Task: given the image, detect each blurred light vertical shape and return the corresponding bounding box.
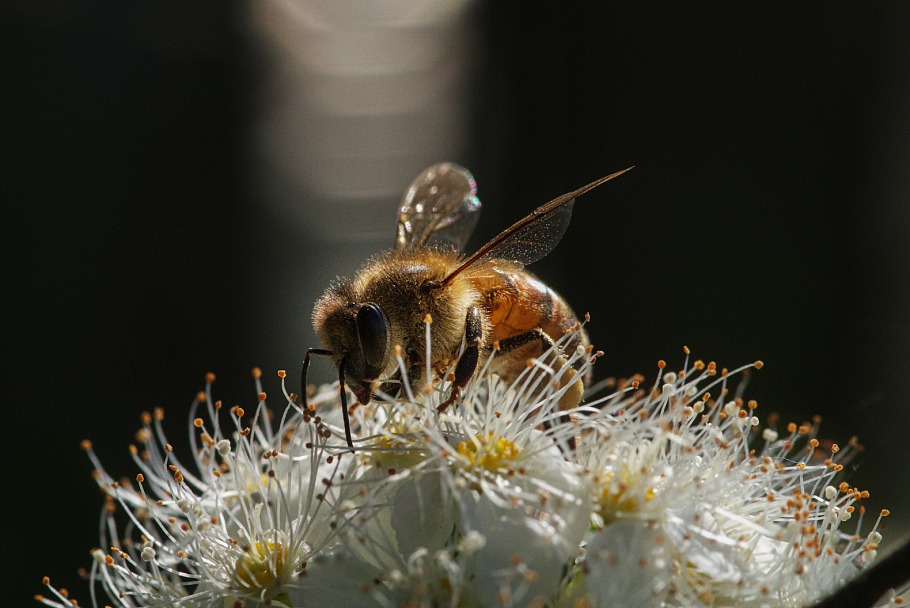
[251,0,477,240]
[246,0,477,380]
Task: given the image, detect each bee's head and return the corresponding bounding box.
[313,288,391,405]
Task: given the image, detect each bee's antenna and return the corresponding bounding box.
[301,348,332,410]
[301,348,355,451]
[337,359,355,451]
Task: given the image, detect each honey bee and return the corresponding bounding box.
[305,163,632,449]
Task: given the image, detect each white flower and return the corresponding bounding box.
[573,357,891,607]
[291,329,598,607]
[41,369,357,608]
[396,333,594,605]
[37,334,898,608]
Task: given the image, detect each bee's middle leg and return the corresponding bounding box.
[437,306,482,413]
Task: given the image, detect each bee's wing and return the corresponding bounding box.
[442,167,633,286]
[395,163,482,253]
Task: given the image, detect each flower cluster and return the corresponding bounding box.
[37,327,897,607]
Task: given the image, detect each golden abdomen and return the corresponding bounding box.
[469,269,590,413]
[470,270,589,361]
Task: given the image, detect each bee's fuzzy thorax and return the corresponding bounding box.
[312,248,488,384]
[355,248,486,366]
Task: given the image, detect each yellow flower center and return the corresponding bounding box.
[596,470,656,523]
[233,540,288,593]
[456,433,520,471]
[368,431,426,471]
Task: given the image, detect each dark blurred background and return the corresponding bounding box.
[5,2,910,604]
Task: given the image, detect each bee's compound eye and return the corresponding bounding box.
[356,303,390,370]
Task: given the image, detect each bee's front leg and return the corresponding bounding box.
[437,306,482,413]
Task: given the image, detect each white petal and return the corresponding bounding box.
[458,490,574,605]
[584,521,670,608]
[390,471,457,557]
[294,547,386,608]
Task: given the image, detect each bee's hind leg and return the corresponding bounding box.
[437,306,482,413]
[494,327,552,358]
[495,327,584,421]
